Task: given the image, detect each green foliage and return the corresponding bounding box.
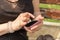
[44,18,60,23]
[39,3,60,10]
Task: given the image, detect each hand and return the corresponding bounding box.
[12,12,35,31]
[24,15,44,32]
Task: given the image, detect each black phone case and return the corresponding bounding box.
[25,20,37,27]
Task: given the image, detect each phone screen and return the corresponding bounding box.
[25,20,37,27]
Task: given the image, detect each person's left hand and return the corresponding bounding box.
[24,15,44,32]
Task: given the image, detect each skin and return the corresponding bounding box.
[0,12,35,36]
[24,0,44,32]
[0,0,44,36]
[7,0,18,2]
[8,0,44,32]
[12,0,44,31]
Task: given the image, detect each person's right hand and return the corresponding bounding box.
[12,12,35,31]
[24,15,44,32]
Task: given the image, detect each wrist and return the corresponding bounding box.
[12,20,22,31]
[8,21,14,33]
[34,12,41,16]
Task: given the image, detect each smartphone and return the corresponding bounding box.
[25,20,38,27]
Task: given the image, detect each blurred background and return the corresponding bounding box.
[27,0,60,40]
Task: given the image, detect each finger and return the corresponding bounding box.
[23,13,30,17]
[27,13,35,18]
[34,15,44,21]
[21,13,34,19]
[30,21,43,30]
[23,18,30,22]
[24,26,32,32]
[22,17,30,22]
[21,22,27,26]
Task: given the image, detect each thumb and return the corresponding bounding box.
[35,15,44,20]
[21,22,27,26]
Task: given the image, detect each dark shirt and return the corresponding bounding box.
[0,0,34,23]
[0,0,34,40]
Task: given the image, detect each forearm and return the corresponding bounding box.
[0,23,9,36]
[32,0,41,16]
[0,21,21,36]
